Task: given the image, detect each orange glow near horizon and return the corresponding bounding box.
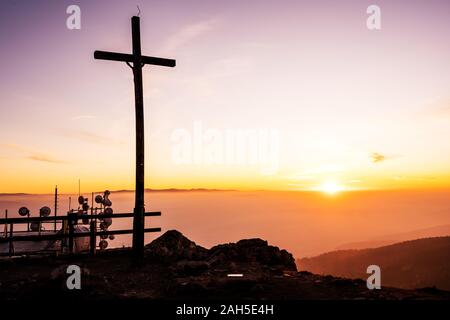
[0,171,449,195]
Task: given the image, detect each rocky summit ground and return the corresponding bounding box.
[0,230,449,301]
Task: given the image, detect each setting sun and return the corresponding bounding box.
[319,182,343,195]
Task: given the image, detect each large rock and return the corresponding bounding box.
[145,230,297,272]
[209,238,297,271]
[145,230,208,262]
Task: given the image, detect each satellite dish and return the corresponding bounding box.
[99,222,108,230]
[108,235,115,240]
[95,195,103,204]
[104,207,113,215]
[99,240,108,250]
[100,233,108,240]
[82,203,90,211]
[103,217,112,227]
[102,190,112,206]
[39,206,51,217]
[30,221,40,232]
[78,195,84,205]
[18,207,30,216]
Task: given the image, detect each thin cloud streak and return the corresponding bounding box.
[71,115,97,120]
[27,155,68,164]
[60,130,126,145]
[0,143,68,164]
[371,152,386,163]
[161,18,217,53]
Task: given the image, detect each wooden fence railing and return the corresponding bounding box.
[0,211,161,256]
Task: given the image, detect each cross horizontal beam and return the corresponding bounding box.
[94,50,176,67]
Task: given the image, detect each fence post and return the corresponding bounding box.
[61,219,67,253]
[89,218,96,255]
[3,210,7,238]
[68,212,75,254]
[9,223,14,257]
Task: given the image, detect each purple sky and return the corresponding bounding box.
[0,0,449,193]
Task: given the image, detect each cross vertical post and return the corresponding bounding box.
[54,185,58,232]
[131,16,145,260]
[94,16,175,260]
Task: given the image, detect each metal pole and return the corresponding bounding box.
[90,192,96,255]
[131,16,145,260]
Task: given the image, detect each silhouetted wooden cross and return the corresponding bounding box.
[94,16,175,259]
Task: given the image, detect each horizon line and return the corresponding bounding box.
[1,186,449,196]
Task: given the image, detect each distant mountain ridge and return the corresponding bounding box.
[0,188,236,196]
[334,224,450,250]
[297,236,450,290]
